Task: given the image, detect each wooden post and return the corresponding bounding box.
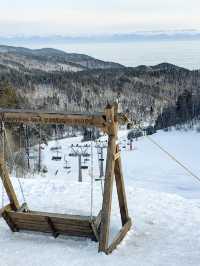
[114,144,129,225]
[0,155,20,211]
[99,105,117,252]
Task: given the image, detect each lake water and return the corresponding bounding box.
[11,40,200,70]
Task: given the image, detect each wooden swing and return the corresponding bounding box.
[0,103,132,254]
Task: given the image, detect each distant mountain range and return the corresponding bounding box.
[0,45,124,72]
[1,30,200,44]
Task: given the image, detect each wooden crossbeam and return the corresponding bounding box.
[0,109,128,128]
[0,110,106,128]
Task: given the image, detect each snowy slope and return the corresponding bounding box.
[0,129,200,266]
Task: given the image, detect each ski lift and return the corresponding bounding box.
[81,165,88,170]
[68,152,76,157]
[52,156,62,161]
[95,177,104,181]
[52,151,62,161]
[64,155,71,169]
[82,153,90,157]
[50,146,62,151]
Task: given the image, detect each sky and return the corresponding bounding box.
[0,0,200,36]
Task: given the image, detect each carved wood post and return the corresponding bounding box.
[114,144,129,225]
[99,104,117,252]
[0,155,20,211]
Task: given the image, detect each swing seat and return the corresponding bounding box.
[52,156,62,161]
[81,165,88,169]
[68,153,77,157]
[50,146,62,151]
[63,166,71,169]
[82,153,90,157]
[2,204,101,241]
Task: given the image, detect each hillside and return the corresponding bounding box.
[0,45,124,72]
[0,45,200,126]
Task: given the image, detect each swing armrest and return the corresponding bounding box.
[0,204,11,217]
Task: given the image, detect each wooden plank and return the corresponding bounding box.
[106,218,132,254]
[114,144,130,225]
[0,155,20,211]
[0,110,106,128]
[16,224,94,238]
[8,210,93,225]
[13,219,92,231]
[99,119,117,251]
[15,221,93,233]
[0,108,128,127]
[30,211,94,222]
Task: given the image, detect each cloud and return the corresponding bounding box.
[0,0,199,35]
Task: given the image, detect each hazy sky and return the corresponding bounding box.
[0,0,199,36]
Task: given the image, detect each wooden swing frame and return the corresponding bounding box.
[0,103,132,254]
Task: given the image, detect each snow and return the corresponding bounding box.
[0,129,200,266]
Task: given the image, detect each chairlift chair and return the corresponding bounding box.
[82,153,90,158]
[52,151,62,161]
[81,165,88,170]
[50,146,62,151]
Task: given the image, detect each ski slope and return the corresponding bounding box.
[0,129,200,266]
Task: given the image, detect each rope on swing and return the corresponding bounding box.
[95,140,104,196]
[90,128,94,220]
[1,122,5,209]
[2,121,26,203]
